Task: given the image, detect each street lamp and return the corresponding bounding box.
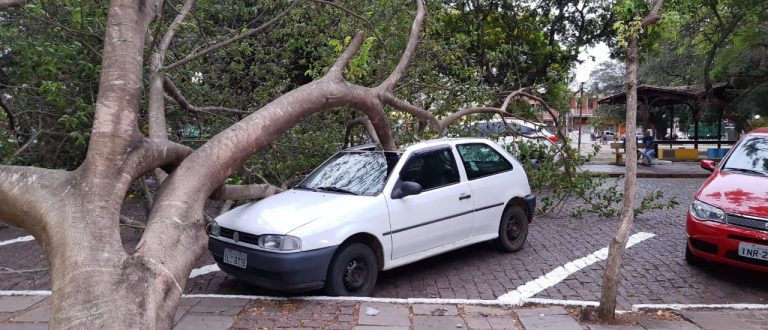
[756,114,761,120]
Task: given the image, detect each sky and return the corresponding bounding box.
[571,42,611,89]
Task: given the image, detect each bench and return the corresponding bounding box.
[610,141,643,164]
[609,142,625,163]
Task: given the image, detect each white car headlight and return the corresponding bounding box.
[210,221,220,236]
[258,235,301,252]
[690,200,725,223]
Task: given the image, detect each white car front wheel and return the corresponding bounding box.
[496,206,529,252]
[325,243,378,296]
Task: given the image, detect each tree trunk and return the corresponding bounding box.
[597,0,664,320]
[597,37,640,321]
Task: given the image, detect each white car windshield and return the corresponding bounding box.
[295,151,401,196]
[722,136,768,176]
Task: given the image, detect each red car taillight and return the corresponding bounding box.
[548,136,559,143]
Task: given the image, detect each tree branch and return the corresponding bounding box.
[346,116,381,147]
[120,138,193,187]
[438,107,510,131]
[158,0,196,62]
[147,0,196,140]
[0,0,27,10]
[640,0,665,27]
[163,77,250,114]
[327,31,366,80]
[379,0,425,92]
[162,0,299,72]
[210,183,284,201]
[378,92,439,129]
[0,165,70,237]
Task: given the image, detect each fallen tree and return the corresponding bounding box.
[0,0,678,328]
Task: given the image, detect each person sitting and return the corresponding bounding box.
[640,130,655,165]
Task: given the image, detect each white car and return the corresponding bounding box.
[467,118,560,159]
[208,138,536,296]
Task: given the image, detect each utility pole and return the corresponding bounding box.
[578,82,584,155]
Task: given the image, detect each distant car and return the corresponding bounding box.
[209,138,536,295]
[686,127,768,272]
[466,118,560,160]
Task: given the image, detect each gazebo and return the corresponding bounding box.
[598,83,731,149]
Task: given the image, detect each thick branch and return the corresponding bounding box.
[120,138,193,187]
[328,32,366,79]
[0,166,70,236]
[640,0,664,27]
[158,0,195,61]
[346,116,381,147]
[163,0,299,72]
[163,77,250,114]
[0,0,26,10]
[210,184,284,200]
[438,107,510,131]
[379,0,425,91]
[504,90,562,128]
[147,0,196,139]
[378,92,439,129]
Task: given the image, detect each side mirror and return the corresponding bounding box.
[700,159,716,172]
[391,181,423,199]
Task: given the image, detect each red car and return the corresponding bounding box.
[686,127,768,272]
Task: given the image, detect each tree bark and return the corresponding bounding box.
[0,0,26,10]
[597,0,664,320]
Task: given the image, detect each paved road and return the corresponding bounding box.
[2,178,767,310]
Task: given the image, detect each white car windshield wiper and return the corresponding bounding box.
[723,167,767,176]
[316,186,359,195]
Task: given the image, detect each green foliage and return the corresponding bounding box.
[639,0,768,131]
[0,1,105,168]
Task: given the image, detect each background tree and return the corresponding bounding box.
[639,0,768,132]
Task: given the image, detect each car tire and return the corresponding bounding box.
[496,206,529,252]
[325,243,378,296]
[685,244,703,266]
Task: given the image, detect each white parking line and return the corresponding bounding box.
[0,235,35,247]
[497,232,656,304]
[633,303,768,311]
[189,264,220,278]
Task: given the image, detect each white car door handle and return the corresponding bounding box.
[459,194,472,201]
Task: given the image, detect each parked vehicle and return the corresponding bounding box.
[208,138,535,295]
[686,127,768,272]
[466,118,560,163]
[469,118,558,143]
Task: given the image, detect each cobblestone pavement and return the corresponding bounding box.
[1,178,767,310]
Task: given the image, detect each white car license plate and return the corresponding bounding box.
[738,242,768,261]
[223,248,247,269]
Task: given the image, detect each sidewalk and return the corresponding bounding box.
[2,295,766,329]
[571,139,713,178]
[580,161,711,178]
